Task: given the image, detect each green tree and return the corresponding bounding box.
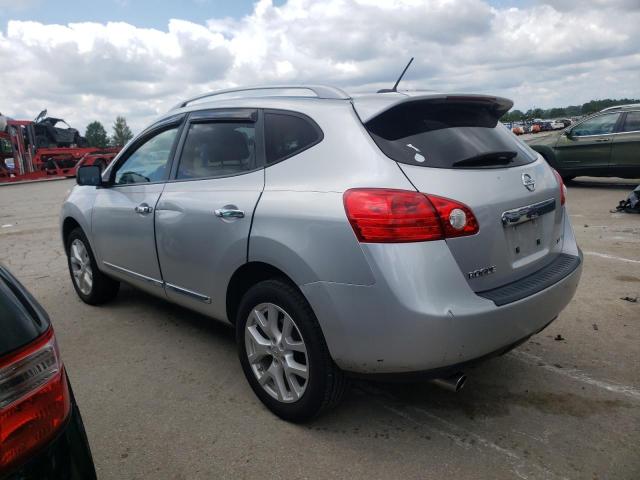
[85,121,109,148]
[111,116,134,147]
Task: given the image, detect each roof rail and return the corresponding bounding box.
[173,85,351,109]
[600,103,640,112]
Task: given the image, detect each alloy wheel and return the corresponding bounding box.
[244,302,309,403]
[69,239,93,295]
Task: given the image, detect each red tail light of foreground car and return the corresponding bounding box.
[0,328,71,473]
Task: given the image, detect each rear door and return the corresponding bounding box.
[554,112,621,173]
[155,109,264,320]
[611,110,640,177]
[362,96,564,292]
[92,116,183,294]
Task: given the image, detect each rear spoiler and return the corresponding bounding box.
[352,93,514,123]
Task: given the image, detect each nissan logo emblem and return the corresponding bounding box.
[522,173,535,192]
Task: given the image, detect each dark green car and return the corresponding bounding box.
[527,105,640,181]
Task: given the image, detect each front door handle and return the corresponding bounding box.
[134,203,153,215]
[214,208,245,219]
[594,138,611,143]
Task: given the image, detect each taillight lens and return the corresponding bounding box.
[0,328,71,473]
[552,169,566,205]
[343,188,478,243]
[426,195,479,238]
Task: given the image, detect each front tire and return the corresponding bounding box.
[66,227,119,305]
[236,279,346,422]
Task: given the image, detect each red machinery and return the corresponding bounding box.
[0,119,120,183]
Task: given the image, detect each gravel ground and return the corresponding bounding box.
[0,176,639,480]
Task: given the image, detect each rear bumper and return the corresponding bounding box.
[303,221,582,374]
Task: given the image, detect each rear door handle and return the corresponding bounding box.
[594,138,611,142]
[214,208,245,219]
[134,203,153,215]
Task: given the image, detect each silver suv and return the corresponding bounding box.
[61,85,582,421]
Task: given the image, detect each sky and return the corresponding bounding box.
[1,0,638,134]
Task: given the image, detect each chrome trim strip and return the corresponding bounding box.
[165,283,212,304]
[609,129,640,136]
[502,198,556,227]
[102,261,164,287]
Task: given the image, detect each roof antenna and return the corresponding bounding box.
[377,57,414,93]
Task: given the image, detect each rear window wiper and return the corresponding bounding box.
[452,151,517,168]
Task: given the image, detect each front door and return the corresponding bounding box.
[611,110,640,177]
[155,109,264,320]
[92,119,183,294]
[554,112,621,174]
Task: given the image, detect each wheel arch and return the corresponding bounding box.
[226,261,301,325]
[61,216,82,247]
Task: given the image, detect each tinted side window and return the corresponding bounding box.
[176,122,256,179]
[571,113,620,137]
[114,127,179,185]
[265,113,321,164]
[622,111,640,132]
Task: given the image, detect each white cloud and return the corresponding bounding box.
[0,0,638,134]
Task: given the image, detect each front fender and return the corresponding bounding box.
[60,186,97,252]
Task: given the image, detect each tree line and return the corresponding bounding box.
[84,116,134,148]
[501,98,640,123]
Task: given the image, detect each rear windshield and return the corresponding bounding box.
[366,100,537,169]
[0,269,49,356]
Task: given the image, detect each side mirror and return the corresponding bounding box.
[563,129,572,137]
[76,165,103,186]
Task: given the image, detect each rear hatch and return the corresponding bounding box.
[357,95,564,291]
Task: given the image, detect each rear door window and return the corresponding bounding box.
[264,112,322,164]
[621,111,640,133]
[176,122,257,179]
[365,100,537,169]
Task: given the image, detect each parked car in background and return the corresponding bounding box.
[62,85,582,421]
[537,121,553,132]
[550,120,566,130]
[0,265,96,479]
[527,104,640,180]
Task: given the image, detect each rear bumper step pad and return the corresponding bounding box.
[477,253,581,306]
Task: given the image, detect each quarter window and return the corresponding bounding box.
[176,122,256,179]
[571,113,620,137]
[621,111,640,133]
[265,113,321,164]
[114,127,179,185]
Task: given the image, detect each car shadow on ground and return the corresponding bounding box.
[107,284,633,431]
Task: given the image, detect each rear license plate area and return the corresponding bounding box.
[506,218,545,258]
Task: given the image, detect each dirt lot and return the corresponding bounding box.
[1,177,639,480]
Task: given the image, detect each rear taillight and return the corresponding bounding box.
[0,328,70,473]
[552,169,566,205]
[343,188,478,243]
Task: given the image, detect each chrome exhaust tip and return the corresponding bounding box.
[430,372,467,392]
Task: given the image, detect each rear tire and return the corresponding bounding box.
[66,227,119,305]
[236,279,346,422]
